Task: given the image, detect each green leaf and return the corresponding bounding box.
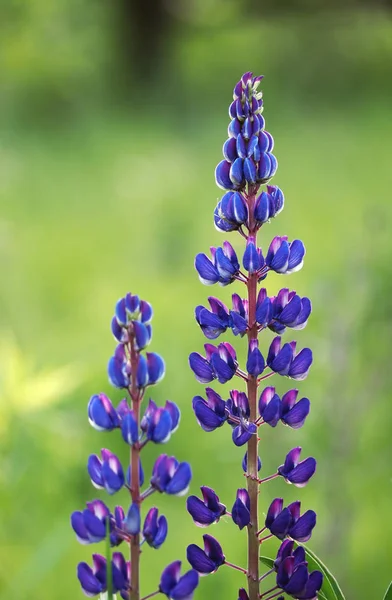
[106,518,113,600]
[383,582,392,600]
[260,556,274,569]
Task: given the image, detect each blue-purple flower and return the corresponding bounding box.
[266,236,305,275]
[187,534,225,574]
[140,399,180,444]
[226,390,257,446]
[254,185,284,225]
[192,387,227,431]
[189,342,238,384]
[195,241,240,286]
[276,549,323,599]
[187,486,226,527]
[232,488,251,530]
[71,499,110,544]
[88,393,120,431]
[267,336,313,380]
[150,454,192,496]
[77,553,130,599]
[265,498,316,542]
[278,447,316,487]
[258,387,310,429]
[87,449,124,494]
[143,507,168,549]
[159,561,199,599]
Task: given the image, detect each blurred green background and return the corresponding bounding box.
[1,1,392,599]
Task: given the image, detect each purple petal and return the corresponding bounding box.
[189,353,214,384]
[289,510,316,543]
[288,457,317,487]
[194,254,219,285]
[265,498,284,528]
[160,560,181,594]
[289,348,313,381]
[171,569,199,600]
[186,544,216,574]
[282,397,310,429]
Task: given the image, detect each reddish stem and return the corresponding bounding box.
[129,330,141,600]
[246,189,260,600]
[225,561,248,575]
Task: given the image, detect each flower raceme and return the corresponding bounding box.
[71,292,198,600]
[186,71,321,600]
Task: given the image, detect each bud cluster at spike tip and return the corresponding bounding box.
[215,72,277,195]
[71,292,199,600]
[108,292,165,390]
[187,71,322,600]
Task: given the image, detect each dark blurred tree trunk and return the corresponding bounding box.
[117,0,173,89]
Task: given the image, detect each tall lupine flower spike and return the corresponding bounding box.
[187,72,322,600]
[71,292,198,600]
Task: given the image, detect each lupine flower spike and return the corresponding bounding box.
[71,292,198,600]
[187,72,322,600]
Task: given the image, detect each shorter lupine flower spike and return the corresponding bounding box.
[238,589,250,600]
[143,507,168,549]
[267,336,313,380]
[242,451,262,472]
[254,185,284,225]
[265,498,316,543]
[88,449,124,494]
[159,561,199,600]
[88,393,120,431]
[123,502,141,535]
[266,236,305,275]
[231,488,251,530]
[226,390,257,446]
[151,454,192,496]
[71,499,110,544]
[192,387,227,431]
[195,242,240,286]
[189,342,238,384]
[187,486,226,527]
[187,534,225,574]
[278,447,316,487]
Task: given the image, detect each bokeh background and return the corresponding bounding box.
[1,1,392,599]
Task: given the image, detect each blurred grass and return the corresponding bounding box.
[1,9,392,600]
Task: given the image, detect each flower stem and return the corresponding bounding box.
[140,591,160,600]
[225,561,248,575]
[246,200,260,600]
[129,330,141,600]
